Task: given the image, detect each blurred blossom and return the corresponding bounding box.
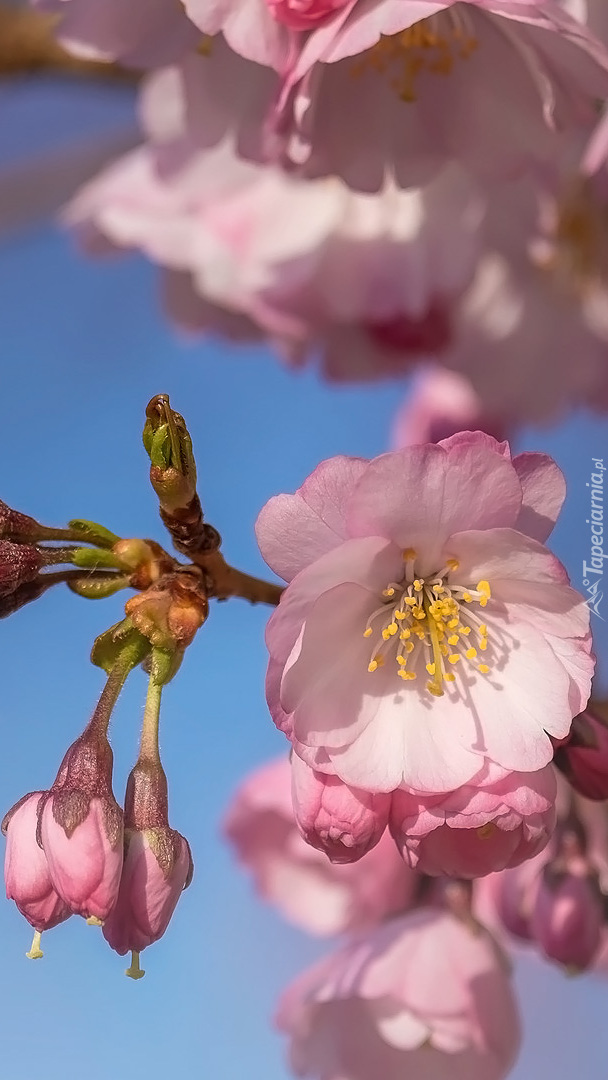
[264,1,608,191]
[391,368,508,448]
[32,0,200,68]
[224,757,415,936]
[257,434,591,795]
[474,777,608,973]
[66,66,485,381]
[276,908,520,1080]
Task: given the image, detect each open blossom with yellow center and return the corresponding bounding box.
[257,433,594,795]
[267,1,608,191]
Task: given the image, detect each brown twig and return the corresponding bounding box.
[0,4,135,80]
[190,549,284,606]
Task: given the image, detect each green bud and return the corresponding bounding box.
[68,574,130,600]
[67,520,121,549]
[71,547,129,572]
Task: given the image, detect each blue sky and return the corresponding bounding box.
[0,74,607,1080]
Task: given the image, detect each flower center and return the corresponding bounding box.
[350,11,478,103]
[364,549,491,697]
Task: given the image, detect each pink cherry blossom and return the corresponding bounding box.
[38,725,124,921]
[269,1,608,191]
[102,829,193,955]
[32,0,200,68]
[391,765,556,877]
[257,433,592,795]
[392,368,509,448]
[2,793,71,932]
[277,908,520,1080]
[291,752,390,863]
[66,57,484,382]
[40,796,123,921]
[224,757,415,935]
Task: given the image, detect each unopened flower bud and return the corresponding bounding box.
[531,863,604,972]
[38,729,123,921]
[0,500,41,542]
[290,754,389,864]
[554,708,608,800]
[3,792,72,933]
[103,760,193,970]
[0,541,43,598]
[125,573,207,652]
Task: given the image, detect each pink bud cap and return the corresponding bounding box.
[531,867,604,971]
[554,708,608,801]
[103,828,193,955]
[291,754,390,864]
[40,795,123,921]
[3,792,71,931]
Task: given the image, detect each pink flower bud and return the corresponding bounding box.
[265,0,350,31]
[2,792,71,931]
[554,708,608,801]
[39,730,123,921]
[0,541,43,598]
[291,754,390,864]
[530,865,604,971]
[102,760,193,959]
[102,829,192,955]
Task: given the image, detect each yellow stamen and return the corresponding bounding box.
[446,558,460,571]
[363,627,373,638]
[478,664,490,674]
[86,916,103,927]
[368,660,379,673]
[426,662,436,675]
[465,647,477,660]
[448,634,459,646]
[413,579,424,592]
[448,654,460,665]
[382,587,396,598]
[403,548,417,560]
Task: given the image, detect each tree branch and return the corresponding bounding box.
[192,549,284,607]
[0,4,135,80]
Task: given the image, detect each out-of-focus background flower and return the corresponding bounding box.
[1,37,608,1080]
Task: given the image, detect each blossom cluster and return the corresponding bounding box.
[6,0,608,1074]
[33,0,608,433]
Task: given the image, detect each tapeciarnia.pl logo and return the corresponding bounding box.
[582,457,605,621]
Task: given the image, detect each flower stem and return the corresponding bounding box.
[89,639,148,737]
[139,674,163,764]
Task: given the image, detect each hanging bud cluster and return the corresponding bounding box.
[2,643,193,976]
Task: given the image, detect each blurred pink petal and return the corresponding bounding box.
[224,756,415,935]
[277,908,521,1080]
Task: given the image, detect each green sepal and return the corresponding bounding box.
[68,520,121,549]
[68,574,130,600]
[145,647,184,687]
[91,619,150,674]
